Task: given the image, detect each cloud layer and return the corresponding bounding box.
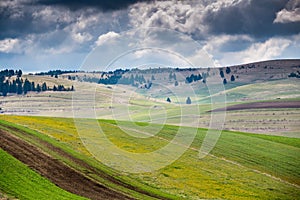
[0,0,299,71]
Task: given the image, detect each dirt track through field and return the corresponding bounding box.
[0,128,134,200]
[210,101,300,112]
[0,122,171,200]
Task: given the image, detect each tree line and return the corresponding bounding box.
[185,72,208,84]
[35,70,81,76]
[0,69,74,96]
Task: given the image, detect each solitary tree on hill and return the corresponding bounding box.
[226,67,231,74]
[186,97,191,104]
[166,97,171,103]
[220,70,224,78]
[231,75,235,82]
[151,75,155,80]
[174,80,178,86]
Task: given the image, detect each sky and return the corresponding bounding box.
[0,0,300,72]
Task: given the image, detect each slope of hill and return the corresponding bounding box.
[0,116,299,199]
[0,59,299,199]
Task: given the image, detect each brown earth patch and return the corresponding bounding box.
[0,123,170,200]
[0,128,133,200]
[209,101,300,112]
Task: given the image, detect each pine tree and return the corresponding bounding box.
[36,84,41,92]
[2,81,9,96]
[231,75,235,82]
[166,97,171,103]
[31,82,35,91]
[169,72,172,80]
[42,82,47,91]
[23,79,31,94]
[226,67,231,74]
[220,70,224,78]
[9,80,17,93]
[151,75,155,80]
[17,82,23,94]
[17,69,22,77]
[186,97,192,104]
[173,73,176,80]
[174,80,178,86]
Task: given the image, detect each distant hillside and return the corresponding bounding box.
[62,59,300,86]
[220,59,300,83]
[58,59,300,103]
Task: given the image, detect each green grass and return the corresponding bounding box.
[0,118,176,200]
[1,115,299,199]
[0,148,87,200]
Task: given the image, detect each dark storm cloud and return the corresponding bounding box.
[0,0,142,40]
[1,0,299,70]
[204,0,300,38]
[0,1,71,39]
[34,0,151,11]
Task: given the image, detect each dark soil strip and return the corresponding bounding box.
[209,101,300,112]
[0,129,133,200]
[0,123,171,200]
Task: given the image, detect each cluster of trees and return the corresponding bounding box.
[0,69,74,96]
[0,69,22,77]
[118,74,147,85]
[35,70,80,76]
[185,73,207,84]
[99,74,122,84]
[169,72,176,80]
[219,67,235,85]
[68,75,76,80]
[99,71,151,88]
[288,71,300,78]
[219,67,231,78]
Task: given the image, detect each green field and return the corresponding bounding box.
[1,76,299,137]
[0,115,299,199]
[1,66,300,199]
[0,148,87,200]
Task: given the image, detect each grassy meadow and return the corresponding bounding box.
[0,115,299,199]
[0,148,87,200]
[1,64,300,199]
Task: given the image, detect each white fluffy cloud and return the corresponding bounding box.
[95,31,120,46]
[129,0,204,37]
[241,38,291,62]
[32,6,73,24]
[274,8,300,23]
[128,0,246,39]
[203,34,253,53]
[0,38,20,53]
[71,32,93,43]
[219,37,292,65]
[274,0,300,23]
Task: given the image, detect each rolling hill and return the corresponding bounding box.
[0,59,299,199]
